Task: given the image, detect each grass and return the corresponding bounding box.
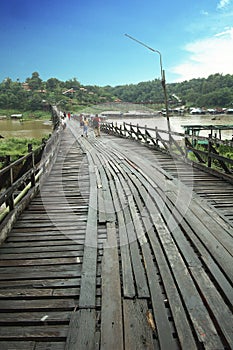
[0,137,47,160]
[0,137,49,169]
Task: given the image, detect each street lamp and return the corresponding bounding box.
[124,33,171,134]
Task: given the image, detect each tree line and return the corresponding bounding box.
[0,72,232,112]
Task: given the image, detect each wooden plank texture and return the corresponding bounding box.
[101,222,123,350]
[0,119,232,349]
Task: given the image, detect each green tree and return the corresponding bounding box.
[26,72,43,91]
[46,78,61,90]
[28,94,43,111]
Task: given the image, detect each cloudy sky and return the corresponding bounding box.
[0,0,233,86]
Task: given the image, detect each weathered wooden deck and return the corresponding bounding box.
[0,118,232,350]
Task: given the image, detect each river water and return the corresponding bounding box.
[1,114,233,140]
[0,119,53,139]
[107,114,233,140]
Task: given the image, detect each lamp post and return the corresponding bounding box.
[124,33,171,134]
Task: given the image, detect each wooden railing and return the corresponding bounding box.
[0,107,62,241]
[101,121,233,180]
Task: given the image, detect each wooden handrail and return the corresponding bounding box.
[101,121,233,178]
[0,107,63,226]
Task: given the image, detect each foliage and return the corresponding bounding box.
[0,109,51,121]
[188,143,233,173]
[0,137,49,168]
[0,137,43,157]
[218,144,233,159]
[0,72,233,113]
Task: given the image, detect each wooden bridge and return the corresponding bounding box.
[0,115,233,349]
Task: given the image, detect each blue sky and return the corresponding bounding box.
[1,0,233,86]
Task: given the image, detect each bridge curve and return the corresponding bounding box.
[0,117,232,349]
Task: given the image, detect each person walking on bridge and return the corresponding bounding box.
[93,114,101,137]
[82,117,88,137]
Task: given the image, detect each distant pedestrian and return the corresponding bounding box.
[61,118,66,129]
[82,117,88,137]
[68,112,71,120]
[93,114,101,137]
[79,114,84,127]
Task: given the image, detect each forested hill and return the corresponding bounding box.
[0,72,233,112]
[111,73,233,107]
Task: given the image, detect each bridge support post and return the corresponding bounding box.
[28,144,36,188]
[208,135,212,168]
[123,122,127,137]
[155,127,159,147]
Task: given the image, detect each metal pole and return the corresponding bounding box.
[124,34,171,134]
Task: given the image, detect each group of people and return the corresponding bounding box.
[79,114,101,137]
[61,112,101,138]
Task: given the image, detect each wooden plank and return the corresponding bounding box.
[0,277,82,289]
[0,287,80,299]
[0,341,35,350]
[101,222,123,350]
[65,309,97,350]
[0,269,81,281]
[6,235,85,243]
[147,205,228,348]
[0,251,82,260]
[13,221,85,228]
[148,209,225,347]
[120,164,199,349]
[123,299,157,349]
[95,152,116,223]
[0,325,68,340]
[0,311,71,324]
[0,257,81,267]
[126,158,233,303]
[98,187,107,223]
[0,299,75,311]
[107,134,233,223]
[123,207,150,297]
[78,153,98,308]
[0,263,81,274]
[190,266,233,349]
[106,155,151,298]
[165,191,233,281]
[120,173,180,349]
[116,173,150,298]
[2,240,84,248]
[0,288,53,298]
[155,222,225,348]
[35,342,65,350]
[0,245,83,254]
[147,225,199,349]
[163,195,233,305]
[10,226,85,233]
[118,239,135,298]
[88,152,106,224]
[172,190,233,252]
[105,169,135,298]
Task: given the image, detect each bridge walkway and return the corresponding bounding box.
[0,118,232,349]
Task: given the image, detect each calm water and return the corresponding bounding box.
[0,119,53,139]
[108,114,233,140]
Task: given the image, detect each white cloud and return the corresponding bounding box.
[171,27,233,82]
[217,0,231,9]
[200,10,209,15]
[215,27,232,36]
